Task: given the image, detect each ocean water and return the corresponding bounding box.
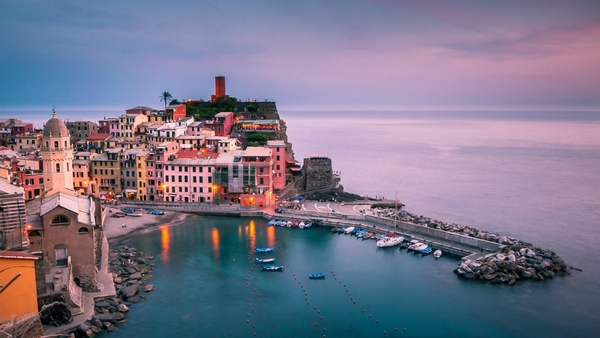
[90,110,600,337]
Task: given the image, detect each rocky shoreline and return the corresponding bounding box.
[74,245,155,337]
[394,209,570,284]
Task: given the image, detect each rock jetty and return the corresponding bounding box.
[454,242,569,285]
[74,245,155,337]
[379,209,570,284]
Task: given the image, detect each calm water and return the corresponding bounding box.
[92,110,600,337]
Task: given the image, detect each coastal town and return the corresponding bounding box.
[0,77,570,337]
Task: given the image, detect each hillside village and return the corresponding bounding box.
[0,77,343,337]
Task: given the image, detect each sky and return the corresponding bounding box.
[1,0,599,111]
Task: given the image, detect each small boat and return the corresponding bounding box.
[406,240,422,252]
[304,222,312,228]
[256,247,275,253]
[412,243,429,254]
[337,227,346,234]
[344,226,355,234]
[256,258,275,263]
[309,272,326,279]
[433,250,442,259]
[268,220,276,226]
[421,246,433,256]
[286,221,292,227]
[262,265,283,271]
[386,232,397,238]
[332,227,339,233]
[299,222,305,229]
[291,221,299,228]
[128,213,143,217]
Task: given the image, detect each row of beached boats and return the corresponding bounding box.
[332,226,443,258]
[267,219,313,229]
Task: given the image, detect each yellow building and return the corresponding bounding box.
[0,252,39,323]
[135,151,149,201]
[119,114,148,142]
[90,148,123,197]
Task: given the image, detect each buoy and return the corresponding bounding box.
[318,310,320,314]
[314,306,317,309]
[362,310,365,313]
[252,324,255,328]
[320,316,323,320]
[247,320,250,323]
[404,328,406,331]
[252,308,254,311]
[369,314,372,317]
[395,328,398,331]
[247,313,250,317]
[314,323,317,326]
[323,328,326,331]
[383,331,386,335]
[376,320,379,323]
[253,332,256,336]
[247,299,250,302]
[259,294,262,297]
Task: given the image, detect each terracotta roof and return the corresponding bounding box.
[0,251,39,260]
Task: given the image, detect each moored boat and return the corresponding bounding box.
[256,247,274,253]
[406,240,422,252]
[412,243,429,253]
[268,220,276,226]
[421,246,433,256]
[309,272,326,279]
[344,226,355,234]
[377,236,404,248]
[262,265,283,271]
[256,258,275,263]
[433,250,442,259]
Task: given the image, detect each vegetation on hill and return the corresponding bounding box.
[186,98,240,120]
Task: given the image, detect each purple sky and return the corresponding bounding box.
[1,0,599,111]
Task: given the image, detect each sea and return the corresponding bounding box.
[3,109,599,337]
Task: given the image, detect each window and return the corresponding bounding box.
[56,163,60,172]
[193,177,196,183]
[208,187,212,193]
[199,177,203,183]
[51,215,69,225]
[178,176,182,182]
[276,155,280,161]
[184,176,188,183]
[78,227,90,234]
[260,178,264,185]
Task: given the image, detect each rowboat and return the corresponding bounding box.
[433,250,442,259]
[256,258,275,263]
[256,247,274,253]
[309,272,326,279]
[421,246,433,256]
[262,265,283,271]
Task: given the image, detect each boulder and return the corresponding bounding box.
[91,318,103,329]
[129,295,144,303]
[483,273,497,281]
[118,304,130,313]
[119,284,140,299]
[94,313,117,323]
[95,301,111,308]
[91,326,102,334]
[77,322,91,333]
[520,270,532,279]
[114,311,125,321]
[129,272,142,280]
[144,284,154,292]
[114,277,123,284]
[104,322,115,332]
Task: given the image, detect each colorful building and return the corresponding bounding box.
[0,251,39,323]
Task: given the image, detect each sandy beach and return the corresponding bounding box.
[103,206,192,241]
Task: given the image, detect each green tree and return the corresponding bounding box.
[170,98,181,105]
[160,91,172,111]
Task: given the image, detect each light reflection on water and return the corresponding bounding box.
[159,226,170,263]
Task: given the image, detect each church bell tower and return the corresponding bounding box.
[41,110,74,196]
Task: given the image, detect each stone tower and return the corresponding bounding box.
[41,110,74,196]
[302,155,335,191]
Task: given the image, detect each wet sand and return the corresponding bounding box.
[103,206,192,242]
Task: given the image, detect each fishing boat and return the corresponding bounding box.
[421,246,433,256]
[256,258,275,263]
[377,236,404,248]
[344,226,355,234]
[262,265,283,271]
[309,272,326,279]
[433,250,442,259]
[255,247,274,253]
[406,240,422,252]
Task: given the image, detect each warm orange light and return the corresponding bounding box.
[212,228,220,256]
[249,220,256,248]
[267,225,275,247]
[27,224,32,229]
[160,226,170,263]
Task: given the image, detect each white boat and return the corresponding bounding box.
[377,236,404,248]
[344,226,355,234]
[128,213,143,217]
[412,243,429,253]
[407,241,423,252]
[433,250,442,259]
[286,221,292,227]
[299,222,305,229]
[304,222,312,228]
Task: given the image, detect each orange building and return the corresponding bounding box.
[0,251,39,322]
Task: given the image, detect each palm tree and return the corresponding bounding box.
[160,91,172,111]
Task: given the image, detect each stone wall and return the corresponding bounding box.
[302,157,335,192]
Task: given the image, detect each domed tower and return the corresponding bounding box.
[42,110,74,196]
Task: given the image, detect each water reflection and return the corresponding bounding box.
[160,226,170,263]
[267,224,275,247]
[211,227,220,258]
[248,220,256,249]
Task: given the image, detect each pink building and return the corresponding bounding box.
[163,150,217,203]
[205,112,234,137]
[267,140,286,191]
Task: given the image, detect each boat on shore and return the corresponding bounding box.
[128,213,143,217]
[256,258,275,263]
[256,247,274,253]
[433,250,442,259]
[262,265,283,271]
[309,272,326,279]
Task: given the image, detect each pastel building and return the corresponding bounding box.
[163,151,216,203]
[267,140,286,191]
[205,112,235,137]
[0,251,39,323]
[165,104,187,122]
[118,113,148,141]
